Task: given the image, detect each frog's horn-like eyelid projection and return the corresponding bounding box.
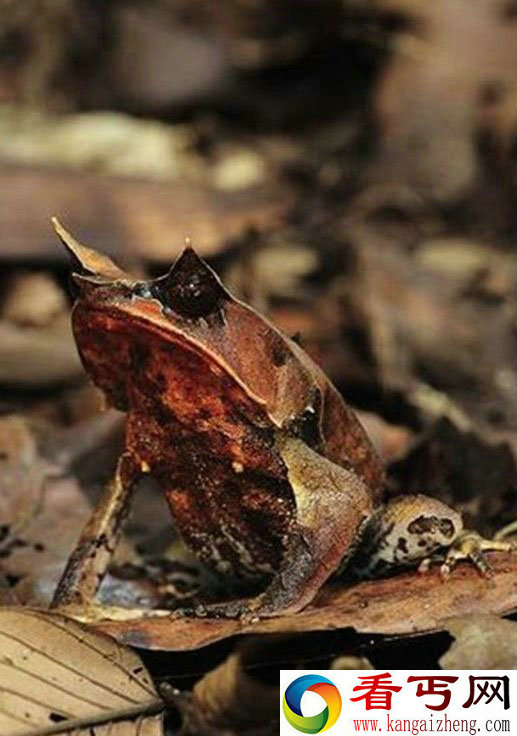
[169,244,210,274]
[52,217,131,281]
[161,245,228,291]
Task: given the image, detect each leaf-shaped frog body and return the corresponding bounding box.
[55,220,384,614]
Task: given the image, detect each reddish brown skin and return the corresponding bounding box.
[73,308,294,578]
[66,245,384,603]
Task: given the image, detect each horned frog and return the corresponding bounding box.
[51,219,513,619]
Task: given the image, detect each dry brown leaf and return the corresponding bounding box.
[440,614,517,670]
[93,553,517,651]
[338,232,517,465]
[0,415,59,552]
[0,268,81,387]
[0,416,94,606]
[0,608,164,736]
[0,166,289,263]
[0,414,158,610]
[0,320,81,387]
[180,651,277,736]
[1,273,68,328]
[356,410,413,464]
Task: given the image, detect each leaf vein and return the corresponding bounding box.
[0,630,138,705]
[16,611,155,697]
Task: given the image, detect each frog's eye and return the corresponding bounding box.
[154,246,228,319]
[167,270,222,317]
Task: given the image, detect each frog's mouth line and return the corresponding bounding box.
[74,298,281,425]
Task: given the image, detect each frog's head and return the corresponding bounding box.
[53,217,230,320]
[54,218,317,425]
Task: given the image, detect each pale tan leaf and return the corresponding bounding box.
[440,615,517,670]
[0,608,164,736]
[26,712,164,736]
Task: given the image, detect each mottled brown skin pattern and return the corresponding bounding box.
[54,225,382,615]
[73,309,295,579]
[52,221,513,617]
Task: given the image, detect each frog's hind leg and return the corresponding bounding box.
[174,434,377,620]
[244,434,376,617]
[437,530,514,578]
[348,494,514,579]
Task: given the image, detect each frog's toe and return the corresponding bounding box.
[494,519,517,542]
[172,599,252,620]
[439,531,513,579]
[417,557,432,574]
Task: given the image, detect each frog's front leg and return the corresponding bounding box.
[348,494,514,579]
[51,452,141,610]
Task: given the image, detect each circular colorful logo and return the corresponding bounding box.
[282,674,342,733]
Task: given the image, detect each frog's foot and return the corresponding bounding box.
[173,599,258,623]
[52,601,172,624]
[418,530,514,579]
[172,588,290,622]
